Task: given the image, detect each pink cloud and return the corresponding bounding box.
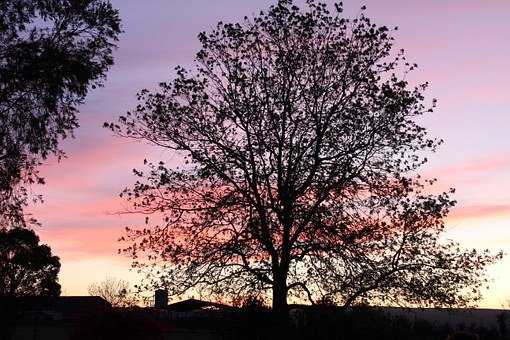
[31,196,125,218]
[426,155,510,181]
[38,141,145,187]
[427,1,510,13]
[449,204,510,221]
[38,225,124,261]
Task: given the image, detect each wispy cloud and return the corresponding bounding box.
[427,156,510,180]
[449,204,510,221]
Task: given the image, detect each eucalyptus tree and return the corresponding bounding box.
[0,0,121,226]
[0,227,60,297]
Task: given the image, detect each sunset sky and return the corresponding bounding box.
[28,0,510,307]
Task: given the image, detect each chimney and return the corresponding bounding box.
[154,289,168,309]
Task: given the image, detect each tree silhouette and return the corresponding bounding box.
[0,227,60,296]
[0,0,121,226]
[88,277,137,307]
[107,0,501,315]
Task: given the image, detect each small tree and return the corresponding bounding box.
[0,0,121,226]
[88,277,136,307]
[0,227,60,296]
[108,0,501,315]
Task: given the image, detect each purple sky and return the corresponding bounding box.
[29,0,510,306]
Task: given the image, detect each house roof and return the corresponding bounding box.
[166,298,233,312]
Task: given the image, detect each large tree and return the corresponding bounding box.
[0,0,121,226]
[0,227,61,296]
[107,1,501,314]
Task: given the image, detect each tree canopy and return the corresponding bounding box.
[107,0,501,314]
[0,227,61,296]
[0,0,121,226]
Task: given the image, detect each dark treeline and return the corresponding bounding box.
[69,305,510,340]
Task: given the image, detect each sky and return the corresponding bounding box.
[28,0,510,307]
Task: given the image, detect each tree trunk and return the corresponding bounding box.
[272,271,289,319]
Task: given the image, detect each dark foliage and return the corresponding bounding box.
[0,0,121,226]
[289,307,501,340]
[225,306,505,340]
[231,293,269,311]
[107,0,501,313]
[0,227,61,296]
